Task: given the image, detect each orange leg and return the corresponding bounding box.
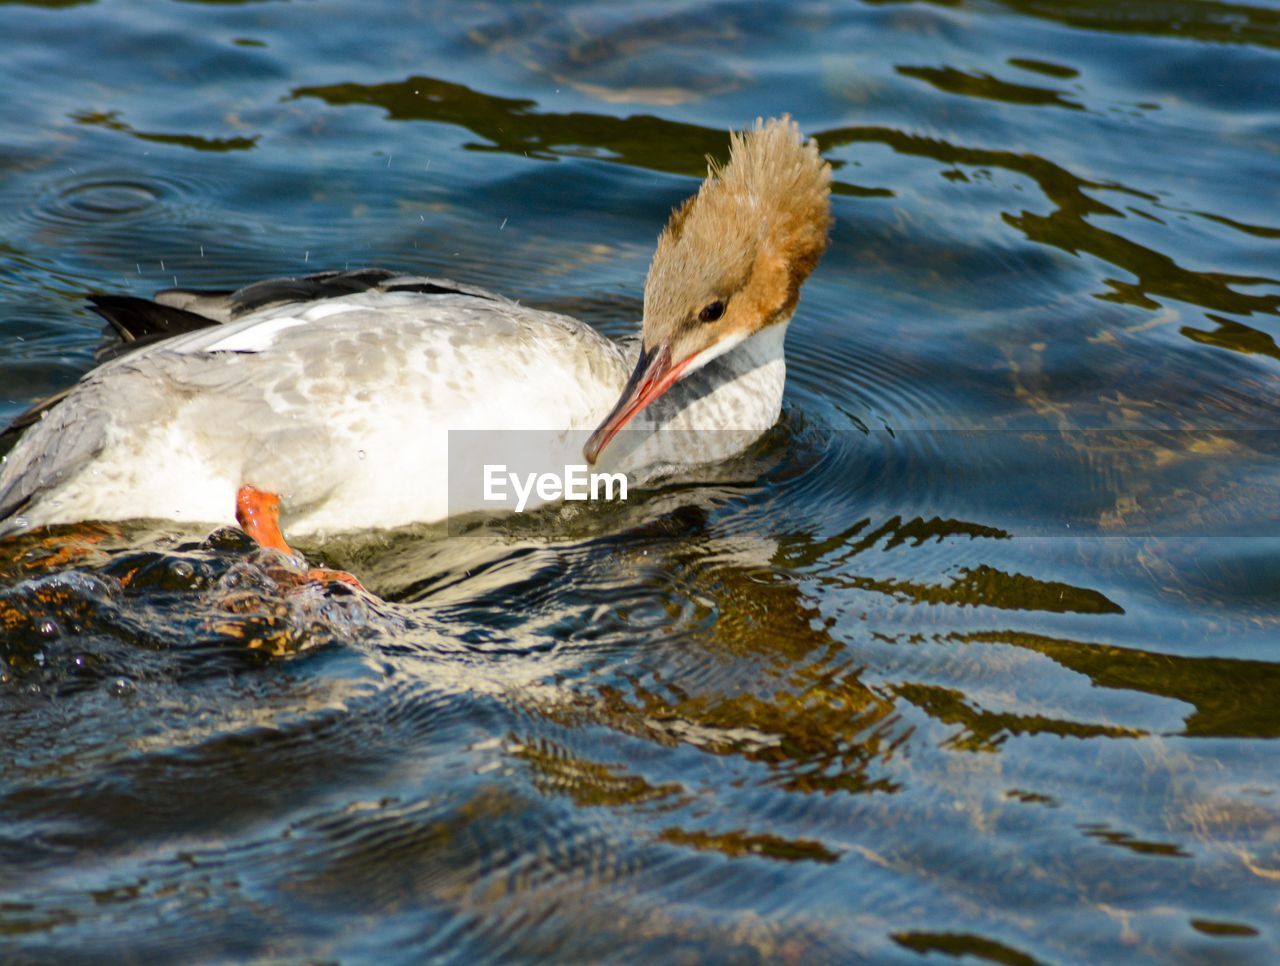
[234,484,365,591]
[235,485,295,555]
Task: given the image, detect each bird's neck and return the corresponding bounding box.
[637,320,790,435]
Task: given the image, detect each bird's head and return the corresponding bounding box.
[585,115,832,463]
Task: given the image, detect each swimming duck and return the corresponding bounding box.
[0,117,831,557]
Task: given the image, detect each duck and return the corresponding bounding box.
[0,116,832,561]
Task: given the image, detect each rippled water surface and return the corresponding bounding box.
[3,0,1280,961]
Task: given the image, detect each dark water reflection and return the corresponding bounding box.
[2,0,1280,960]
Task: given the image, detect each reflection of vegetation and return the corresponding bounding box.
[530,513,1133,797]
[816,125,1280,317]
[1190,919,1261,937]
[897,65,1083,111]
[951,629,1280,738]
[1079,823,1189,858]
[994,0,1280,51]
[893,681,1143,752]
[289,76,892,197]
[531,509,1122,803]
[870,0,1280,50]
[592,666,902,796]
[833,564,1124,615]
[1004,788,1057,805]
[1178,207,1280,240]
[517,702,843,863]
[776,516,1011,569]
[515,735,685,809]
[891,930,1041,966]
[523,527,905,796]
[71,110,259,153]
[1181,313,1280,362]
[658,827,839,863]
[779,516,1120,615]
[1007,57,1079,80]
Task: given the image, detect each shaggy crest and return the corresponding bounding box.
[641,115,833,362]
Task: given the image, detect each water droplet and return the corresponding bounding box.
[171,560,195,579]
[37,620,59,639]
[358,449,367,460]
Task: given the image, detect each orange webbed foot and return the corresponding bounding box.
[305,567,366,592]
[235,485,366,593]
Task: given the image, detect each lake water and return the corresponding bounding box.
[2,0,1280,961]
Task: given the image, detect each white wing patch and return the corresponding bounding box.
[197,303,370,353]
[201,316,308,353]
[302,302,370,321]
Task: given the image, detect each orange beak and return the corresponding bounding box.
[584,342,690,464]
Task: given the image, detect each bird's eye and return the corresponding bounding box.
[698,300,725,323]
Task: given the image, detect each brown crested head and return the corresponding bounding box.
[641,115,832,368]
[583,116,831,464]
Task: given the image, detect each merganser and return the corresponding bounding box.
[0,116,831,559]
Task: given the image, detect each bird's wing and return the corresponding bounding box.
[1,271,517,447]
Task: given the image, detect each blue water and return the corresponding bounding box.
[2,0,1280,961]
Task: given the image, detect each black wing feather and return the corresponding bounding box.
[87,294,222,346]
